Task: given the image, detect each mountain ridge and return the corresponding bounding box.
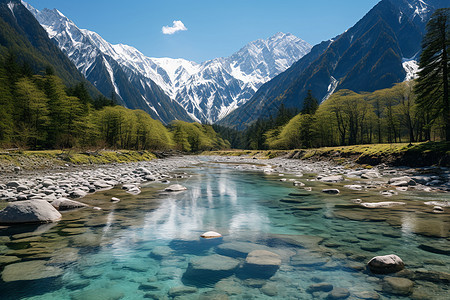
[24,1,312,124]
[219,0,448,129]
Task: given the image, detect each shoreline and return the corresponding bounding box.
[0,153,448,211]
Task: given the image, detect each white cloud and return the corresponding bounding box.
[162,20,187,35]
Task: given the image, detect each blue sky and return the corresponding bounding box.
[26,0,380,63]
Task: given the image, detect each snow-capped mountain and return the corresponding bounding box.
[221,0,448,128]
[24,1,311,123]
[22,1,193,124]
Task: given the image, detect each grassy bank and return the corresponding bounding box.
[0,150,157,172]
[203,142,450,167]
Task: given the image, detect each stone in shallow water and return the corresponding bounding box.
[382,277,414,295]
[360,201,405,208]
[150,245,174,259]
[0,255,20,265]
[70,287,124,300]
[215,278,243,295]
[216,241,271,258]
[168,286,197,297]
[322,189,340,194]
[182,254,240,287]
[353,291,380,300]
[418,243,450,256]
[0,200,61,224]
[164,184,187,192]
[1,260,63,282]
[367,254,404,274]
[51,198,89,210]
[199,291,229,300]
[307,282,333,293]
[267,234,324,250]
[243,250,281,278]
[327,287,350,299]
[261,282,278,296]
[200,231,222,239]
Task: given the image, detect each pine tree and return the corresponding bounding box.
[301,90,319,115]
[415,8,450,141]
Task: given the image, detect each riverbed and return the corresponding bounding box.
[0,157,449,299]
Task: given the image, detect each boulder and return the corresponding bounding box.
[164,184,187,192]
[0,200,62,224]
[243,250,281,278]
[200,231,222,239]
[182,254,239,287]
[382,277,414,295]
[51,198,88,211]
[2,260,63,282]
[367,254,404,274]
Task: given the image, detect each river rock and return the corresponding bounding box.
[216,241,271,258]
[319,175,344,182]
[0,200,62,224]
[322,189,340,194]
[353,291,380,300]
[382,277,414,295]
[164,184,187,192]
[168,286,197,297]
[2,260,63,282]
[182,254,239,286]
[69,190,87,198]
[6,181,20,188]
[418,243,450,255]
[243,250,281,278]
[367,254,404,274]
[360,202,405,208]
[111,197,120,203]
[70,287,124,300]
[307,282,333,293]
[51,198,89,210]
[200,231,222,239]
[327,287,350,299]
[261,282,278,296]
[344,185,363,191]
[388,176,416,186]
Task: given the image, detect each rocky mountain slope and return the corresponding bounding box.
[220,0,448,128]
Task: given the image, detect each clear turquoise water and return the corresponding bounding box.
[0,161,449,299]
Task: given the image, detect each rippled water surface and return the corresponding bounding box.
[0,160,449,299]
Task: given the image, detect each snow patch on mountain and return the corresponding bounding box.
[7,1,16,18]
[322,76,339,102]
[402,57,419,81]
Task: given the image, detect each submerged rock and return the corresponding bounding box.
[168,286,197,297]
[382,277,414,295]
[243,250,281,278]
[2,260,63,282]
[216,241,271,258]
[0,200,62,224]
[327,287,350,299]
[182,254,239,287]
[367,254,404,274]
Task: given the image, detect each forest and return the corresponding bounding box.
[0,52,229,152]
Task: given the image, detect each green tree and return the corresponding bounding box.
[415,8,450,141]
[301,90,319,115]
